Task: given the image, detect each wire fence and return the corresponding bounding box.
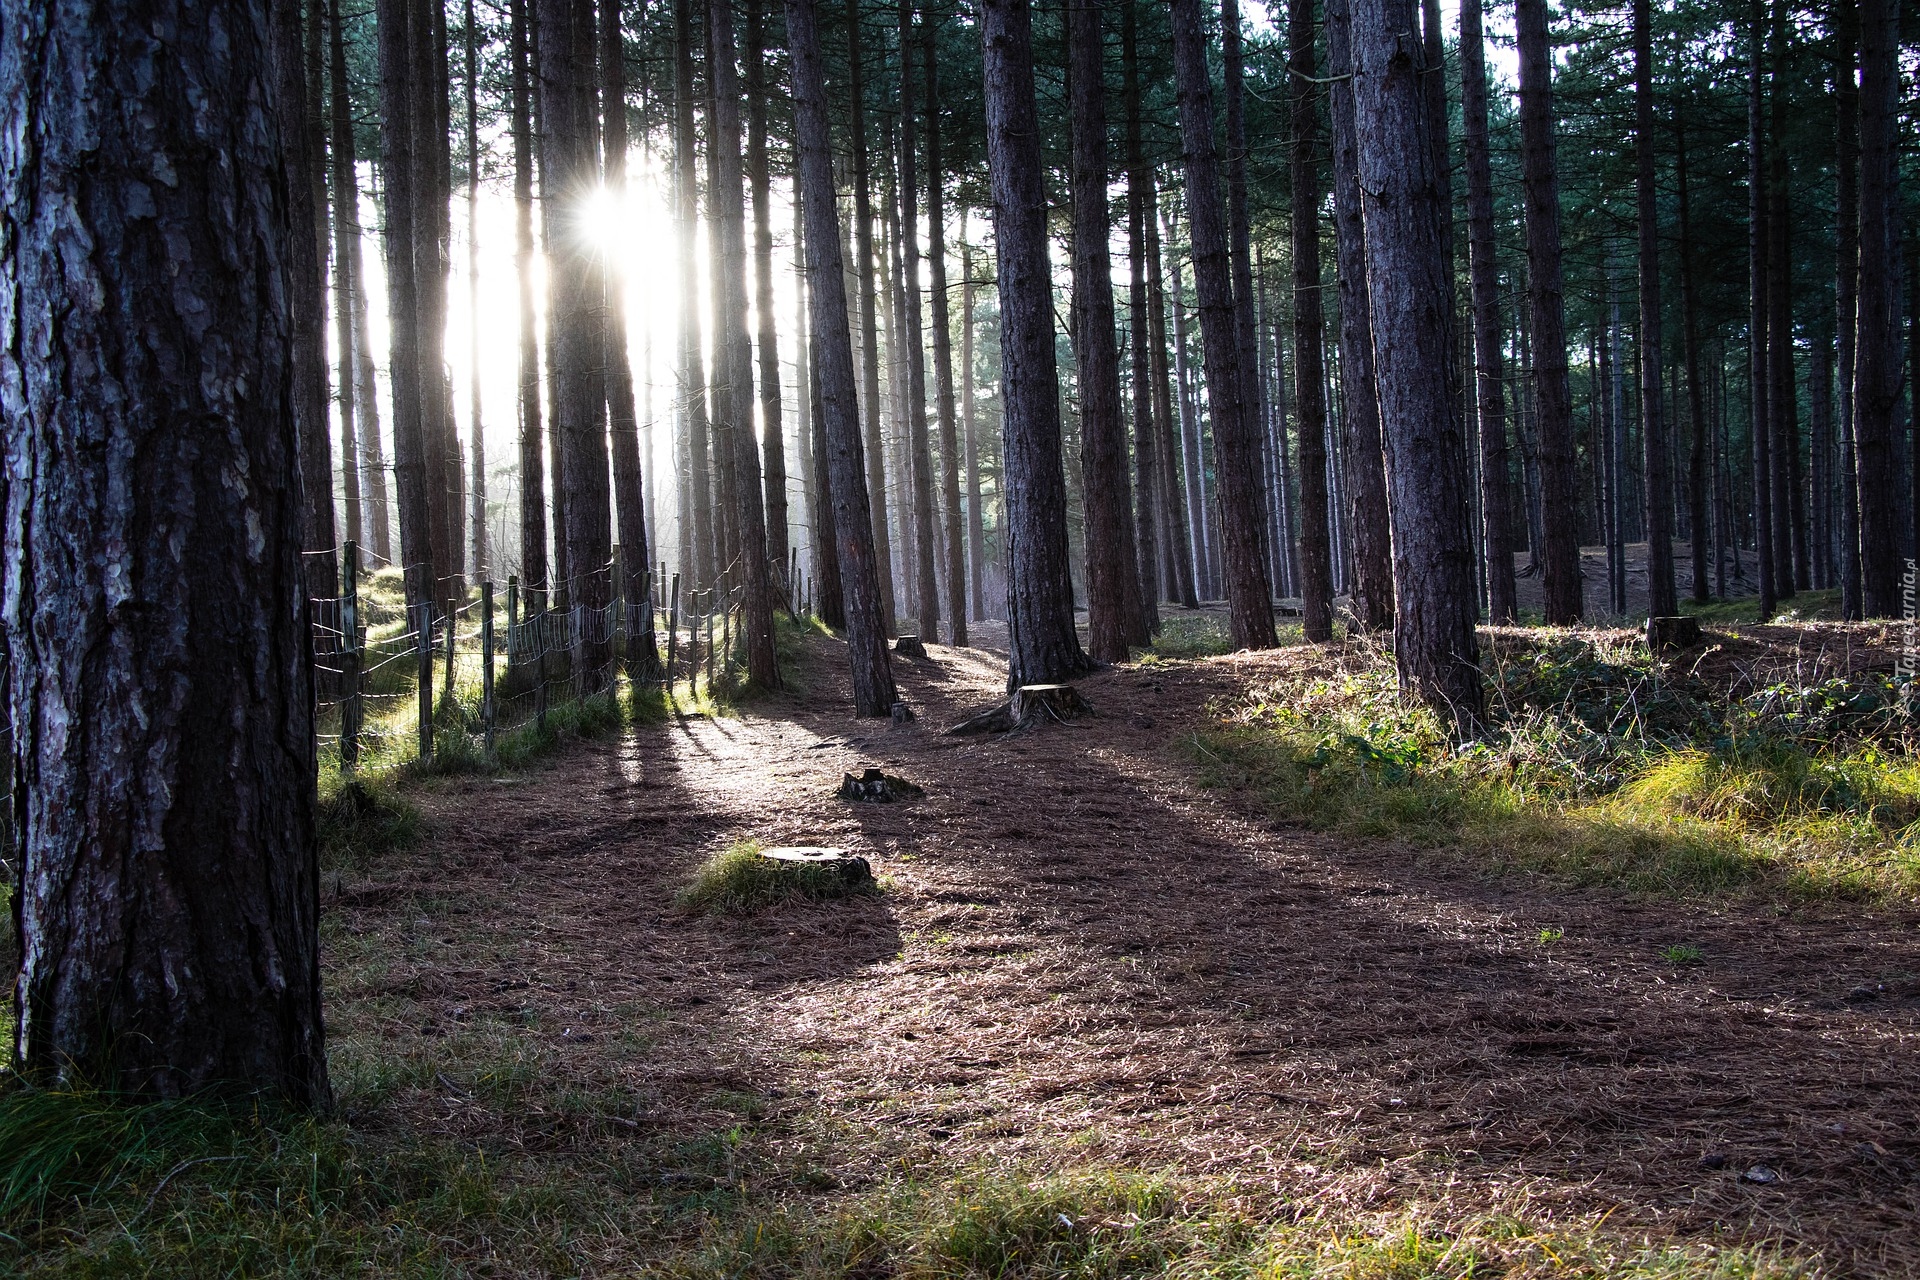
[308,540,820,775]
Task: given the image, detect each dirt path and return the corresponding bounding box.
[332,634,1920,1273]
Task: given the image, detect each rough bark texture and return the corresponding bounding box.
[673,0,717,591]
[378,0,437,611]
[786,0,897,712]
[1070,0,1148,660]
[1834,0,1860,616]
[464,0,487,581]
[981,0,1096,688]
[961,241,990,621]
[1219,0,1266,539]
[1348,0,1485,736]
[1514,0,1582,624]
[414,0,459,600]
[284,0,336,609]
[1148,183,1200,610]
[1853,0,1899,617]
[1766,1,1796,598]
[1287,0,1334,644]
[1122,0,1162,625]
[708,0,782,687]
[1169,0,1277,650]
[845,0,898,633]
[601,0,657,674]
[896,1,940,642]
[327,0,364,556]
[745,0,790,575]
[1460,0,1515,623]
[923,18,968,646]
[2,0,330,1102]
[510,0,548,609]
[1748,6,1776,619]
[1634,0,1675,619]
[1677,121,1711,604]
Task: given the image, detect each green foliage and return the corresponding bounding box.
[315,777,421,872]
[675,841,878,914]
[1661,944,1704,965]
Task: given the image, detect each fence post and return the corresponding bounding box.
[341,541,361,774]
[482,581,497,755]
[416,600,434,762]
[442,596,456,717]
[506,574,519,669]
[535,600,549,735]
[666,572,681,687]
[705,595,715,689]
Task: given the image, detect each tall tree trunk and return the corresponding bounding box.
[1768,0,1798,597]
[328,0,365,556]
[1123,0,1163,621]
[541,0,615,675]
[511,0,547,611]
[602,0,658,674]
[674,0,717,591]
[924,15,968,644]
[896,0,940,641]
[1147,176,1200,609]
[1220,0,1268,553]
[1348,0,1485,736]
[1459,0,1515,622]
[787,0,898,711]
[414,0,459,600]
[285,0,335,606]
[1287,0,1334,642]
[1169,0,1277,649]
[1069,0,1149,660]
[1634,0,1675,618]
[1748,2,1777,618]
[4,0,329,1101]
[962,237,990,620]
[1515,0,1582,623]
[846,0,898,633]
[981,0,1097,687]
[464,0,488,581]
[708,0,781,687]
[1165,205,1211,603]
[745,0,791,576]
[379,0,437,612]
[1854,0,1900,616]
[1677,121,1711,603]
[796,184,846,627]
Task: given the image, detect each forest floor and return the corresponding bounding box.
[280,614,1919,1278]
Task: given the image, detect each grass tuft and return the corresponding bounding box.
[316,777,421,872]
[675,840,877,914]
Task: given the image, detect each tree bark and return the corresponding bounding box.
[896,0,941,642]
[1676,121,1712,604]
[415,0,460,600]
[1459,0,1514,623]
[464,0,487,581]
[1169,0,1277,648]
[1123,0,1163,622]
[846,0,899,633]
[1767,0,1798,597]
[602,0,658,675]
[924,15,968,645]
[1070,0,1149,660]
[1854,0,1900,616]
[3,0,329,1102]
[674,0,717,591]
[1348,0,1485,735]
[283,0,336,607]
[787,0,898,711]
[328,0,364,556]
[1220,0,1267,549]
[1633,0,1675,618]
[510,0,548,610]
[1748,2,1777,619]
[962,237,990,620]
[1514,0,1583,623]
[1287,0,1334,643]
[1147,177,1199,609]
[981,0,1097,687]
[745,0,791,576]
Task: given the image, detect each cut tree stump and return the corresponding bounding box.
[759,846,873,885]
[945,683,1092,735]
[890,700,916,727]
[838,767,925,803]
[893,634,928,658]
[1646,616,1704,652]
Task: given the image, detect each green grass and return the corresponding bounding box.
[675,840,878,914]
[1681,588,1844,625]
[1191,633,1920,899]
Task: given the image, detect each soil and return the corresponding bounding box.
[331,623,1920,1274]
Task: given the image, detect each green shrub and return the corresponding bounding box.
[676,841,877,914]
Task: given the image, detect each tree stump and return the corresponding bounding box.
[1646,616,1704,652]
[838,767,925,803]
[945,684,1092,735]
[893,634,928,658]
[759,846,873,885]
[890,700,916,727]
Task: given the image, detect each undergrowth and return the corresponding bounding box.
[1193,630,1920,898]
[676,839,877,913]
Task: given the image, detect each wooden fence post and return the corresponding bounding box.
[416,600,434,761]
[341,540,361,773]
[666,572,681,687]
[506,574,519,669]
[482,580,496,755]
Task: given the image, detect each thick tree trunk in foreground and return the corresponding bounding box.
[1515,0,1582,624]
[1288,0,1334,643]
[3,0,329,1102]
[1170,0,1277,650]
[787,0,897,712]
[1327,18,1394,635]
[1634,0,1676,619]
[1349,0,1485,736]
[1070,0,1148,661]
[982,0,1096,688]
[924,18,969,646]
[1854,0,1900,617]
[1460,0,1515,623]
